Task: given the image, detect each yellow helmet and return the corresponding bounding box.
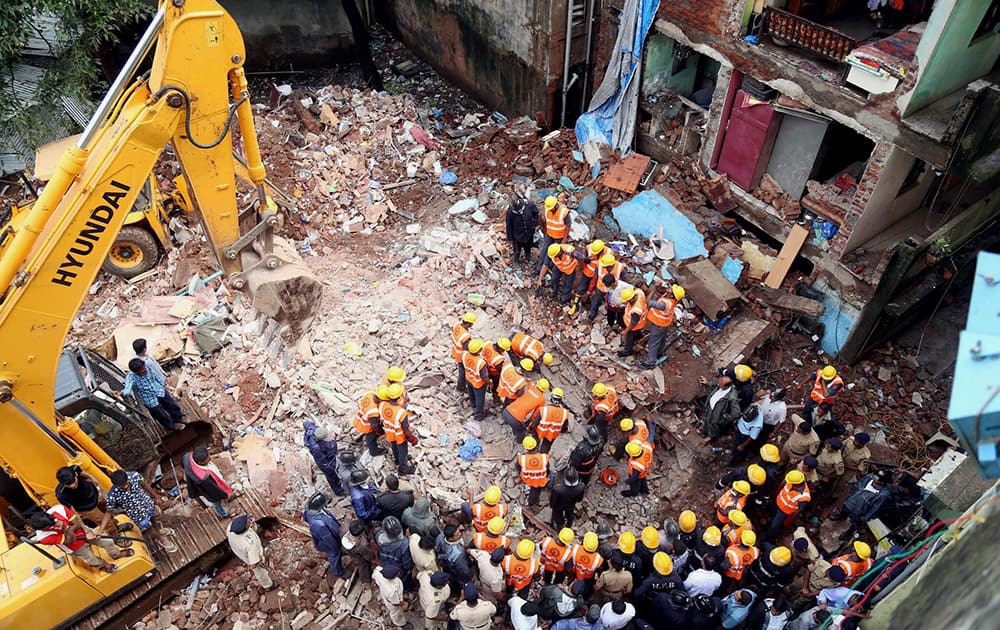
[728,509,747,526]
[653,551,673,575]
[386,366,406,383]
[641,526,660,549]
[703,526,722,546]
[484,486,502,506]
[462,312,477,325]
[733,480,751,496]
[583,532,599,552]
[487,516,506,535]
[387,383,404,400]
[853,541,872,559]
[618,531,636,554]
[625,440,643,458]
[770,546,792,567]
[620,417,635,432]
[620,287,636,302]
[822,365,837,380]
[467,338,484,354]
[536,378,550,392]
[559,528,575,545]
[542,352,554,365]
[760,443,780,463]
[747,464,766,486]
[740,530,757,547]
[734,364,753,382]
[551,387,565,398]
[679,510,697,533]
[516,539,535,559]
[375,385,391,401]
[520,358,535,372]
[588,239,605,256]
[522,436,538,451]
[671,285,685,301]
[544,196,558,211]
[547,243,562,259]
[786,470,805,485]
[599,253,616,267]
[498,337,512,351]
[592,383,608,397]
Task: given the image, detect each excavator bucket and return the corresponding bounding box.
[239,237,323,345]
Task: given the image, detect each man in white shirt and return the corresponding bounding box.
[684,554,723,596]
[759,389,788,442]
[469,547,506,601]
[760,597,791,630]
[227,515,273,589]
[599,599,636,630]
[373,565,408,627]
[509,596,540,630]
[417,570,451,629]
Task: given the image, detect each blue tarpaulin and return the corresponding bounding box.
[721,257,744,284]
[611,190,708,260]
[575,0,661,154]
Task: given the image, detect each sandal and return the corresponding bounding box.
[118,548,135,558]
[162,541,179,553]
[159,527,176,537]
[101,564,119,574]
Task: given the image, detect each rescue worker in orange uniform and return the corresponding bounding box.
[641,285,684,369]
[503,539,541,597]
[461,485,508,533]
[803,365,844,423]
[497,357,532,408]
[538,243,584,303]
[539,527,575,585]
[589,382,619,444]
[509,331,554,367]
[469,516,510,554]
[480,338,509,401]
[462,339,489,430]
[570,240,608,316]
[569,532,604,599]
[379,366,408,405]
[721,509,754,546]
[518,436,550,506]
[380,384,417,475]
[621,439,654,497]
[588,253,623,322]
[723,529,760,587]
[619,286,648,358]
[530,387,571,454]
[353,387,387,457]
[503,377,549,441]
[831,541,874,582]
[451,312,476,389]
[614,417,652,459]
[767,470,811,541]
[715,480,751,526]
[537,195,571,273]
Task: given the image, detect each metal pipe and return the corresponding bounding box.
[560,0,575,129]
[19,537,67,568]
[561,73,580,128]
[580,0,597,114]
[77,6,166,150]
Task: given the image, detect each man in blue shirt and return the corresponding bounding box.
[121,358,185,430]
[729,404,763,466]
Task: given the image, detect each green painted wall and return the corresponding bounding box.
[901,0,1000,115]
[643,34,698,96]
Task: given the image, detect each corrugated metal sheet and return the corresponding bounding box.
[22,14,63,57]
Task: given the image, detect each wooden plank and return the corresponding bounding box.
[754,286,826,317]
[521,506,557,538]
[765,224,809,288]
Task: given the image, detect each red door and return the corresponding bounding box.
[716,91,782,191]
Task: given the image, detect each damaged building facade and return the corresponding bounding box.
[596,0,1000,362]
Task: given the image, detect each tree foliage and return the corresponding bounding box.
[0,0,151,154]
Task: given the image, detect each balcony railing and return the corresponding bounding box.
[763,8,858,62]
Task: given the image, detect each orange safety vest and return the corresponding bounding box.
[630,419,651,443]
[473,532,510,554]
[380,402,408,445]
[507,384,545,423]
[715,489,748,524]
[571,547,604,579]
[378,377,409,404]
[511,332,544,361]
[463,351,487,388]
[502,555,540,589]
[628,441,654,479]
[646,298,677,327]
[544,204,570,239]
[451,323,471,362]
[595,262,623,293]
[776,482,811,515]
[353,391,381,435]
[539,537,573,571]
[518,453,549,487]
[481,344,506,376]
[832,555,873,580]
[583,251,604,278]
[497,363,527,400]
[535,406,569,442]
[724,544,760,580]
[471,501,508,532]
[810,371,845,404]
[592,388,619,419]
[723,522,754,546]
[552,250,579,275]
[624,289,648,331]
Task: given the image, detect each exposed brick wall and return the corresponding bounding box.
[589,2,621,95]
[654,0,745,40]
[829,142,892,259]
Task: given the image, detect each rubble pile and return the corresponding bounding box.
[754,174,802,220]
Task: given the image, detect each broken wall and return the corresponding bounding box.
[227,0,354,67]
[380,0,561,119]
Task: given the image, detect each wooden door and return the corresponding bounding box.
[716,90,782,191]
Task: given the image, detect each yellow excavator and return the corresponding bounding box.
[0,1,322,627]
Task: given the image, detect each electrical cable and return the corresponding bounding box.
[151,85,247,150]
